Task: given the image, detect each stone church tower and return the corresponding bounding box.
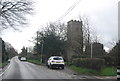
[67,20,83,62]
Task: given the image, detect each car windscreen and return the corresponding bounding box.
[53,58,62,60]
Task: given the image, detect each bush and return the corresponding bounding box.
[72,58,105,71]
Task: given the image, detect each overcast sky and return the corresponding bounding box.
[1,0,119,53]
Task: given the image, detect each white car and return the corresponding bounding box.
[47,56,64,69]
[20,57,27,61]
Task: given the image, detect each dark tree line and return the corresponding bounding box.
[2,40,17,62]
[2,40,9,62]
[108,41,120,66]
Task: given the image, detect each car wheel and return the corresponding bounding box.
[50,64,53,69]
[62,67,64,69]
[49,64,51,69]
[48,65,49,68]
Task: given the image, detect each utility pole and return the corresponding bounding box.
[41,42,43,63]
[37,31,39,60]
[91,43,93,58]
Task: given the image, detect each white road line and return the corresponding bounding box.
[0,63,11,77]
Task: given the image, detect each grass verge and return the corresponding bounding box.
[27,59,45,66]
[69,65,99,75]
[100,67,117,76]
[69,65,117,76]
[0,61,8,68]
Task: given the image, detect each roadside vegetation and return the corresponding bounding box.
[100,67,117,76]
[1,39,17,69]
[27,59,45,66]
[69,65,99,75]
[0,61,8,68]
[69,65,117,76]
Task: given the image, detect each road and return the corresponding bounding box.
[1,56,116,81]
[2,56,73,79]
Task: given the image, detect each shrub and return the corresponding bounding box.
[72,58,105,71]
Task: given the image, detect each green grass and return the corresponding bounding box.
[69,65,117,76]
[64,62,68,65]
[0,61,8,68]
[69,65,99,75]
[27,59,45,65]
[0,63,2,68]
[100,67,117,76]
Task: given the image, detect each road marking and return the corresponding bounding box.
[95,76,117,79]
[0,63,11,77]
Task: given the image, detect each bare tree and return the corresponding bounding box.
[55,22,67,40]
[0,0,34,31]
[78,15,101,44]
[41,22,67,40]
[78,15,91,45]
[108,38,118,49]
[90,29,102,43]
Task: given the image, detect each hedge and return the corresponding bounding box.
[72,58,105,71]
